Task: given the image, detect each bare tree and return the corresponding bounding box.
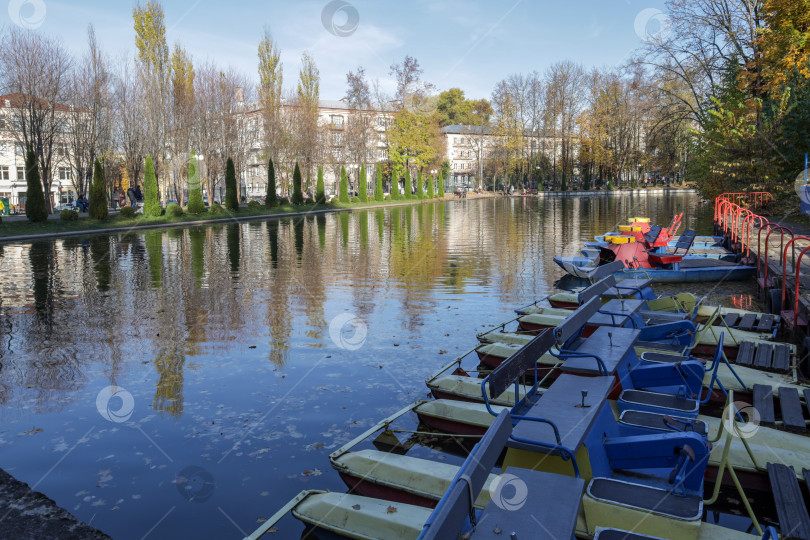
[67,24,113,197]
[0,27,73,212]
[114,55,147,197]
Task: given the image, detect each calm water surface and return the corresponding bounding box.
[0,192,754,538]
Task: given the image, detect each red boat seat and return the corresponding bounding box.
[648,253,683,266]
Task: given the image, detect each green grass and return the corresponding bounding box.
[0,197,448,239]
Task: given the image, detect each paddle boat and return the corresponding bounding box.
[554,226,757,282]
[309,333,788,539]
[503,272,789,365]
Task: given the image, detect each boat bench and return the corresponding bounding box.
[723,312,776,333]
[640,310,689,326]
[588,299,645,329]
[735,341,792,373]
[753,384,810,433]
[508,373,615,456]
[767,463,810,540]
[420,409,585,540]
[602,277,654,300]
[561,326,641,376]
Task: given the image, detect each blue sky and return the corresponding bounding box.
[12,0,668,101]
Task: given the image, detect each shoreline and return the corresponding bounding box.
[0,187,697,244]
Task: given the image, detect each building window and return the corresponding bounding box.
[0,166,8,180]
[330,115,344,128]
[378,149,388,160]
[0,116,5,129]
[331,133,343,146]
[59,167,72,181]
[16,166,25,180]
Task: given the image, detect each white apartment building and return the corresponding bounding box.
[0,94,79,213]
[239,99,394,199]
[442,124,562,190]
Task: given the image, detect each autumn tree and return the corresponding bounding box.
[296,52,320,189]
[257,28,284,172]
[133,2,171,199]
[169,43,195,202]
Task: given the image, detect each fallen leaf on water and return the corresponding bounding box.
[387,506,397,514]
[439,350,448,354]
[19,428,43,436]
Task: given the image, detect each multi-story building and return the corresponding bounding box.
[0,93,79,213]
[441,124,563,190]
[238,98,394,199]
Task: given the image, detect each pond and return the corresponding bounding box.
[0,191,754,538]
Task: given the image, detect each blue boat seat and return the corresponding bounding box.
[617,389,699,417]
[618,410,708,437]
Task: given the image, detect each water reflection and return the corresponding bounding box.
[0,192,745,539]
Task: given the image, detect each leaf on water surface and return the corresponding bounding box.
[439,350,448,354]
[302,469,322,477]
[19,427,43,436]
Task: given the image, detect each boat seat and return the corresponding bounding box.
[469,467,584,540]
[602,278,654,300]
[767,463,810,540]
[420,409,585,540]
[578,275,617,305]
[618,410,708,437]
[594,528,668,540]
[634,341,686,353]
[640,310,689,325]
[617,389,699,417]
[640,351,704,365]
[561,326,640,376]
[586,477,702,520]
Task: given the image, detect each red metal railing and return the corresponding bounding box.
[714,192,773,221]
[781,237,810,326]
